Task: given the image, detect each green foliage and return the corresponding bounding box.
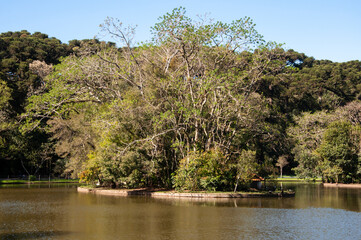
[289,111,339,179]
[0,80,11,108]
[21,8,290,190]
[316,121,359,183]
[28,175,36,181]
[3,8,361,187]
[79,166,100,184]
[233,150,259,191]
[318,160,343,183]
[172,149,229,191]
[284,59,361,112]
[0,31,73,177]
[99,149,149,188]
[0,31,71,114]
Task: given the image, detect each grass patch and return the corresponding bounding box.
[0,179,28,184]
[78,184,97,189]
[155,189,293,194]
[0,179,79,184]
[274,176,321,182]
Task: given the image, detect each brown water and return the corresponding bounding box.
[0,183,360,240]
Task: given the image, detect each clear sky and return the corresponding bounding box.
[1,0,360,62]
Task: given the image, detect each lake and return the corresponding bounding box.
[0,183,360,239]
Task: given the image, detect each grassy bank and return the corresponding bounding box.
[0,179,79,184]
[274,175,321,182]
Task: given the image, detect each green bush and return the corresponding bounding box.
[28,175,36,181]
[316,121,359,183]
[172,148,230,191]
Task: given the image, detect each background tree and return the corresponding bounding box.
[276,155,289,178]
[234,150,258,192]
[0,31,71,177]
[288,111,341,179]
[289,101,361,182]
[316,121,359,183]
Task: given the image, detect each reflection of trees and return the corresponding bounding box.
[0,231,70,239]
[1,184,360,239]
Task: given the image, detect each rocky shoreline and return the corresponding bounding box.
[77,187,295,198]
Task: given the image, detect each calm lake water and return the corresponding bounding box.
[0,183,360,240]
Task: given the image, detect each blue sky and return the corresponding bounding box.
[1,0,360,62]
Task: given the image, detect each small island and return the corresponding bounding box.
[77,187,295,198]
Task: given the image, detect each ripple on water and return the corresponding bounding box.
[234,207,361,240]
[0,185,360,240]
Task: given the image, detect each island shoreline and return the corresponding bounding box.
[77,187,295,198]
[322,183,361,188]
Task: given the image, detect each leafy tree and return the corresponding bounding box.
[289,102,361,183]
[288,111,341,179]
[18,8,361,187]
[316,121,359,183]
[0,31,71,113]
[23,8,291,188]
[0,31,71,177]
[233,149,259,192]
[318,160,343,183]
[284,59,361,112]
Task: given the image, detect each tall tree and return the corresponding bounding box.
[316,121,359,183]
[0,31,71,177]
[24,8,291,188]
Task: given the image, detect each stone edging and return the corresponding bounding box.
[77,187,295,198]
[322,183,361,188]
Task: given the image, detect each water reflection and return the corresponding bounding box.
[0,231,70,240]
[0,183,360,240]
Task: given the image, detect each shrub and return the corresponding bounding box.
[172,148,230,191]
[28,175,36,181]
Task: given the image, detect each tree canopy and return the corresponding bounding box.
[2,8,361,187]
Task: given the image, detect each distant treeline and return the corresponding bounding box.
[1,8,361,189]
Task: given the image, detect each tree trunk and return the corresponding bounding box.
[280,167,283,178]
[234,177,239,193]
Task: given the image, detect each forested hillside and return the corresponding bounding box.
[1,8,361,188]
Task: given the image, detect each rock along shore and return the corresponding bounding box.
[77,187,295,198]
[322,183,361,188]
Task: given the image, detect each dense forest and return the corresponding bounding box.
[1,8,361,190]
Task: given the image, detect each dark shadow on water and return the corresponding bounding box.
[0,231,70,240]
